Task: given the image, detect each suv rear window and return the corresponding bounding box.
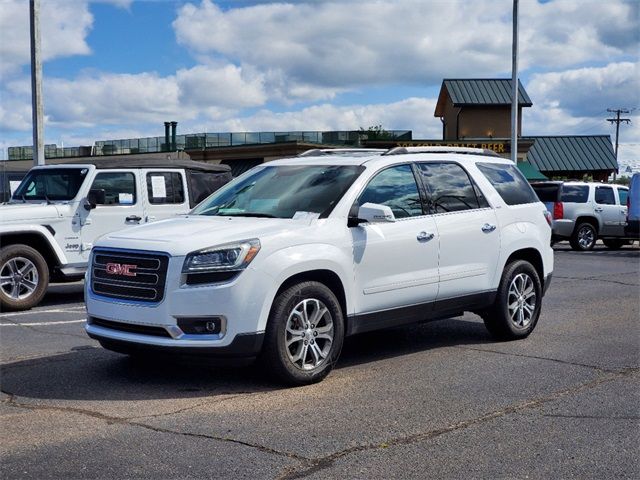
[560,185,589,203]
[476,163,538,206]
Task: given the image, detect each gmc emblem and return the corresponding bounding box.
[105,263,138,277]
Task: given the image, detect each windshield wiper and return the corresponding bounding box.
[223,212,278,218]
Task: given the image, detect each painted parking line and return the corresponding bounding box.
[0,307,86,318]
[0,319,86,327]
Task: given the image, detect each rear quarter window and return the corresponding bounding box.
[560,185,589,203]
[476,163,538,206]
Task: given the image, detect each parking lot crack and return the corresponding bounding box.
[541,413,640,420]
[276,368,638,480]
[126,394,245,420]
[453,345,617,373]
[554,274,638,287]
[0,389,310,464]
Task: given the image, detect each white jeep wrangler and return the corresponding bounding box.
[0,158,231,311]
[85,147,553,385]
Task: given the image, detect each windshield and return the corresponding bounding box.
[191,164,364,219]
[12,168,89,201]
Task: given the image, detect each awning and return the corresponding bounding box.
[517,161,548,181]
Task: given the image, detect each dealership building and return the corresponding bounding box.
[6,78,618,181]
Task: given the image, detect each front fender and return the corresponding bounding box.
[254,243,354,332]
[0,225,68,266]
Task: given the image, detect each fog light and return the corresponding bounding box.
[176,316,226,335]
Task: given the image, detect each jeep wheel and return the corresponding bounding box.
[570,222,597,251]
[261,281,344,385]
[482,260,542,340]
[0,245,49,311]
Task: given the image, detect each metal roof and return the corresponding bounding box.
[524,136,617,173]
[434,79,532,116]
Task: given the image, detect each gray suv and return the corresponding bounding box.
[532,181,631,251]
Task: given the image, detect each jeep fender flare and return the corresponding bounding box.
[0,225,69,266]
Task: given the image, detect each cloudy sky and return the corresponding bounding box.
[0,0,638,167]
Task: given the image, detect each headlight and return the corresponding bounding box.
[182,239,261,273]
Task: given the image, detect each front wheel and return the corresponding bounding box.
[261,281,344,386]
[0,244,49,311]
[482,260,542,340]
[570,222,597,251]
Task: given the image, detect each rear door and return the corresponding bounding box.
[142,170,190,223]
[594,185,621,236]
[417,162,500,302]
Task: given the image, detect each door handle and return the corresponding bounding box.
[125,215,142,222]
[481,223,496,233]
[417,231,435,242]
[594,207,603,212]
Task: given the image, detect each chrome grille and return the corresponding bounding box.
[91,249,169,303]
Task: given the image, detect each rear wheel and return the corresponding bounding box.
[570,222,597,251]
[261,281,344,385]
[0,244,49,311]
[482,260,542,340]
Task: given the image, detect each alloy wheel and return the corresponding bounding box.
[507,273,537,329]
[578,225,595,249]
[0,257,39,300]
[285,298,334,371]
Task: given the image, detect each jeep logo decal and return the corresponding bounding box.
[105,263,138,277]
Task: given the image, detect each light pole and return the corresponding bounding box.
[30,0,45,166]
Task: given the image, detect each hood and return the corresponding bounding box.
[0,203,68,223]
[97,215,315,256]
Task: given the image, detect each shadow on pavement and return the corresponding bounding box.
[41,281,85,307]
[1,317,492,402]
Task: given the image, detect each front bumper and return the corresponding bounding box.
[85,250,272,358]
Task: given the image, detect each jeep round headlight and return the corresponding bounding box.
[182,239,261,273]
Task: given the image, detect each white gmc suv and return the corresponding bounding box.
[85,147,553,385]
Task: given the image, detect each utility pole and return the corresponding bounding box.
[30,0,45,166]
[510,0,519,163]
[606,108,631,181]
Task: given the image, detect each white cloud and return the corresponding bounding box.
[176,63,266,108]
[173,0,639,96]
[525,62,639,120]
[0,0,93,76]
[201,97,440,138]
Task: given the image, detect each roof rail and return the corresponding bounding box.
[383,146,501,157]
[297,148,386,157]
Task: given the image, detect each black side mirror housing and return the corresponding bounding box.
[347,204,366,228]
[84,189,105,210]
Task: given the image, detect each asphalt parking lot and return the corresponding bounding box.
[1,243,639,479]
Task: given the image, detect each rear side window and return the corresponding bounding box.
[418,162,483,213]
[560,185,589,203]
[90,172,136,205]
[146,172,185,204]
[617,188,628,205]
[477,163,538,206]
[595,186,615,205]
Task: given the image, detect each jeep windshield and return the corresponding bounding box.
[191,164,364,219]
[12,168,89,202]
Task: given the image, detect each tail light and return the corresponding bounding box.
[543,210,552,227]
[553,201,563,220]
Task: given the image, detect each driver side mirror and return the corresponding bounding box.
[347,202,396,227]
[84,189,105,211]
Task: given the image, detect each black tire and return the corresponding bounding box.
[482,260,542,340]
[261,281,344,386]
[0,244,49,312]
[602,239,627,250]
[570,222,597,251]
